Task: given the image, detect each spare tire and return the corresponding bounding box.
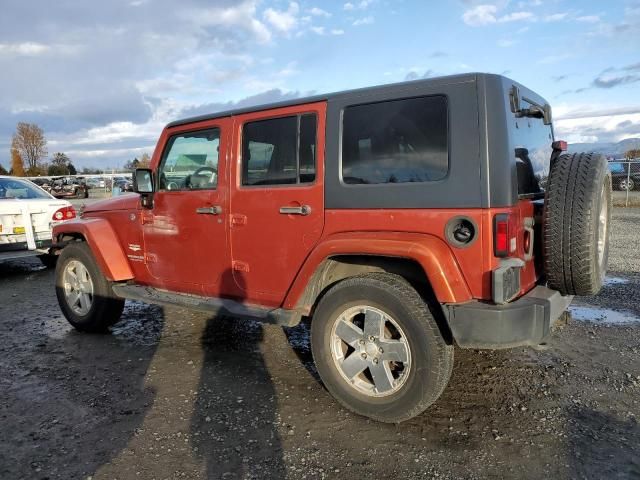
[543,152,611,296]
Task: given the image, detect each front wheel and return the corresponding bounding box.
[310,273,453,423]
[55,242,125,332]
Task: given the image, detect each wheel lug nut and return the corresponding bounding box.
[373,358,379,364]
[359,339,365,345]
[378,347,384,354]
[361,353,367,359]
[368,336,375,342]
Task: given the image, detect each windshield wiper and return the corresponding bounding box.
[509,85,552,125]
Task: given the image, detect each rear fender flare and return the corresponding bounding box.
[53,218,133,281]
[283,232,473,314]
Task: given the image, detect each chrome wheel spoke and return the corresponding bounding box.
[379,339,409,363]
[330,305,412,398]
[369,362,395,393]
[64,260,94,316]
[68,290,81,307]
[340,353,369,379]
[363,309,384,338]
[335,318,364,347]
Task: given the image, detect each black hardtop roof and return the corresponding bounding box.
[166,72,511,129]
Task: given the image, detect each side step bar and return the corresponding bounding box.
[111,284,300,327]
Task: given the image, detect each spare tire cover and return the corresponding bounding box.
[543,152,612,295]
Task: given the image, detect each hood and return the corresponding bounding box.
[83,193,139,213]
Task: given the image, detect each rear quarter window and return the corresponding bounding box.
[341,95,448,185]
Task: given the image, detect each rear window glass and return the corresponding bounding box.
[512,100,553,196]
[0,178,50,199]
[242,114,317,186]
[341,95,448,185]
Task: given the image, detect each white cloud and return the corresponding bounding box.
[0,42,51,56]
[498,11,535,22]
[576,15,601,23]
[554,105,640,144]
[498,39,516,47]
[310,7,331,17]
[264,2,300,34]
[463,4,535,26]
[344,0,373,11]
[353,16,374,26]
[185,1,272,43]
[462,5,498,26]
[310,26,325,35]
[544,12,569,22]
[331,29,345,35]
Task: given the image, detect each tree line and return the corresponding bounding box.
[1,122,150,177]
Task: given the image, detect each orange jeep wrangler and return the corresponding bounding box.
[52,73,611,423]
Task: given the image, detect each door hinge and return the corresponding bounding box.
[230,214,247,226]
[232,261,250,273]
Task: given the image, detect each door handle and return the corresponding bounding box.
[279,205,312,216]
[196,206,222,215]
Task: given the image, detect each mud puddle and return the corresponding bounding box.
[569,305,640,324]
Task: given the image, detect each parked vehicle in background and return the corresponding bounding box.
[49,177,89,199]
[86,177,106,189]
[112,177,134,192]
[0,176,76,267]
[51,73,611,423]
[609,161,640,191]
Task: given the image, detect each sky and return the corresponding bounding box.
[1,0,639,170]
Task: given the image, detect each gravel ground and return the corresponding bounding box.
[0,209,639,480]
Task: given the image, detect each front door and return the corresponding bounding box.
[230,102,326,307]
[142,119,230,295]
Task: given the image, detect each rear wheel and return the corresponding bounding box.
[543,152,612,295]
[55,242,125,332]
[310,273,453,423]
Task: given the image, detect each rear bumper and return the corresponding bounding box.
[444,286,573,349]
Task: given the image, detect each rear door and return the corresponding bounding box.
[229,102,326,307]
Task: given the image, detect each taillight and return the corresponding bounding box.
[494,213,516,257]
[552,140,567,151]
[52,206,76,221]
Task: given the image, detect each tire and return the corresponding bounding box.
[619,178,635,191]
[310,273,453,423]
[38,253,58,269]
[543,152,612,295]
[55,242,125,332]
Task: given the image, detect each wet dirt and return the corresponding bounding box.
[1,211,640,479]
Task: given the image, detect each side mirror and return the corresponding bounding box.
[133,168,154,194]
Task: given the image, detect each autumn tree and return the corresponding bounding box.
[10,143,26,176]
[138,152,151,168]
[12,122,47,173]
[625,149,640,160]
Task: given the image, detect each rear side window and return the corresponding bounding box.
[341,95,448,184]
[241,114,317,186]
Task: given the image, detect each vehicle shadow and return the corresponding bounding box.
[566,406,640,479]
[0,280,165,480]
[189,269,286,478]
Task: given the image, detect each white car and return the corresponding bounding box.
[0,176,76,267]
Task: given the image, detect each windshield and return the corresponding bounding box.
[0,178,51,199]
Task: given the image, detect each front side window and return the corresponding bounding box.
[158,129,220,191]
[342,95,448,184]
[242,114,317,186]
